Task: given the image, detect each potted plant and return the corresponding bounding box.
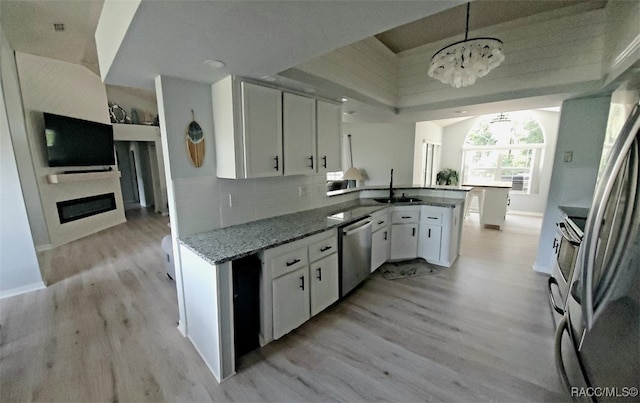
[436,168,459,185]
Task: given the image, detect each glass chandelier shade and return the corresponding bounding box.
[428,3,505,88]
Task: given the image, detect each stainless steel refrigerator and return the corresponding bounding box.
[554,102,640,402]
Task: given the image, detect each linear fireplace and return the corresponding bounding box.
[57,193,117,224]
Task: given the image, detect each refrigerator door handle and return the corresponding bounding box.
[554,315,596,402]
[581,103,640,330]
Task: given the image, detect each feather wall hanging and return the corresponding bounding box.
[186,109,204,167]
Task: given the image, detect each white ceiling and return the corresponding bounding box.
[0,0,618,123]
[97,0,466,90]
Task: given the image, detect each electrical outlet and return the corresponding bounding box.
[563,151,573,163]
[298,186,306,197]
[228,194,233,207]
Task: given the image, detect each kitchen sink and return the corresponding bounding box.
[373,197,421,203]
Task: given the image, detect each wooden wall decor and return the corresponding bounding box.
[186,110,205,167]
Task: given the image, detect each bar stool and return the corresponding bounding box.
[465,188,485,220]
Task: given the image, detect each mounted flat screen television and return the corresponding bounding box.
[44,112,115,167]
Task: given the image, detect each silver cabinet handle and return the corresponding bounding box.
[547,277,565,315]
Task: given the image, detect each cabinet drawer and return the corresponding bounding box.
[392,210,420,224]
[308,236,337,263]
[422,211,443,225]
[372,213,390,232]
[272,248,308,278]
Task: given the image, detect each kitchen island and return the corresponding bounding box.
[463,182,512,230]
[178,187,469,383]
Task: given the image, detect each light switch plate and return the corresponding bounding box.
[563,151,573,163]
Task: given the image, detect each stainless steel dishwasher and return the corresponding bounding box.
[339,216,372,297]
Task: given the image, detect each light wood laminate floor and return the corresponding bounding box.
[0,210,567,402]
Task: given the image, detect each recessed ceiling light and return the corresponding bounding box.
[303,87,316,94]
[341,97,348,102]
[453,110,467,114]
[203,59,225,68]
[261,75,277,82]
[53,23,65,32]
[343,111,357,116]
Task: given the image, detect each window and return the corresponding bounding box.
[462,114,545,194]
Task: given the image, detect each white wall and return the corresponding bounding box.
[534,95,610,274]
[0,24,45,298]
[602,0,640,85]
[343,121,415,186]
[440,110,560,214]
[16,52,126,248]
[412,121,442,185]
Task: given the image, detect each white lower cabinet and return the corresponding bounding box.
[390,206,420,260]
[418,205,462,267]
[390,224,419,260]
[261,229,338,343]
[371,208,390,272]
[272,267,310,340]
[422,224,442,262]
[310,254,339,316]
[371,227,390,271]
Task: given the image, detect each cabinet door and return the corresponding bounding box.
[316,100,341,173]
[309,254,339,316]
[371,228,390,272]
[241,82,283,178]
[423,224,442,263]
[390,224,418,260]
[283,93,316,176]
[272,267,310,339]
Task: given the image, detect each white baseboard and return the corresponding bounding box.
[532,263,552,275]
[507,210,544,217]
[0,281,46,299]
[35,243,53,252]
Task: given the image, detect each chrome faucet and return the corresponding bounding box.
[389,168,394,199]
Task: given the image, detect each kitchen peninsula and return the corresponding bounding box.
[178,186,470,382]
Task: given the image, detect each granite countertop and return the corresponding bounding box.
[179,196,464,266]
[463,181,513,189]
[327,184,473,197]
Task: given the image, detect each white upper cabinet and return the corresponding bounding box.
[212,76,341,179]
[242,82,283,178]
[316,100,342,173]
[213,76,283,179]
[283,93,316,176]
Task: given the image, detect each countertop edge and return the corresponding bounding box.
[179,197,464,265]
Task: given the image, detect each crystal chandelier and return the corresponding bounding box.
[428,2,505,88]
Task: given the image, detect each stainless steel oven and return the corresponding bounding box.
[548,216,584,316]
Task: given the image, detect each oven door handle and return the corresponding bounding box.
[557,222,581,246]
[547,277,565,315]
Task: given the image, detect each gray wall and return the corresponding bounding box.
[0,23,45,297]
[343,122,416,186]
[533,95,611,274]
